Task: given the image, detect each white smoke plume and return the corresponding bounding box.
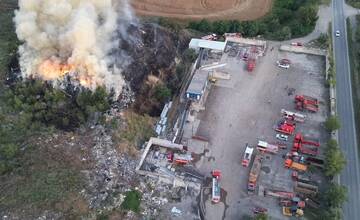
[14,0,135,96]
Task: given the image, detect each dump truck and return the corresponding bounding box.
[212,170,221,203]
[248,154,263,194]
[281,109,306,123]
[284,159,307,172]
[242,144,254,167]
[275,120,296,135]
[257,141,279,154]
[283,206,304,217]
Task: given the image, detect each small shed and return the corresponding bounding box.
[186,69,209,101]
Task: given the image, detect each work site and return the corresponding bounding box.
[145,33,329,219]
[1,0,350,219]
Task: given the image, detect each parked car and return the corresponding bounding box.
[335,30,340,37]
[276,133,288,141]
[277,59,291,69]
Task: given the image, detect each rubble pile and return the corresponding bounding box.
[82,125,139,209]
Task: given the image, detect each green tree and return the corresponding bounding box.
[197,19,212,32]
[0,144,19,159]
[121,190,142,213]
[324,142,346,177]
[183,48,198,63]
[212,20,230,35]
[324,183,348,207]
[154,84,171,102]
[298,5,318,26]
[325,115,341,131]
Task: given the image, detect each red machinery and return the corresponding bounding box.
[292,133,320,156]
[295,95,319,112]
[257,141,279,154]
[275,120,296,135]
[242,144,254,167]
[294,133,320,147]
[292,142,318,156]
[167,152,192,165]
[248,155,263,194]
[247,46,257,72]
[212,170,221,203]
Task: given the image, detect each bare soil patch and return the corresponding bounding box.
[131,0,273,20]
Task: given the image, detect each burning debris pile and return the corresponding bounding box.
[121,23,191,115]
[14,0,135,96]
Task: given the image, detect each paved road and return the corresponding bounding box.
[332,0,360,219]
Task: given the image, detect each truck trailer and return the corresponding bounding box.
[248,154,263,194]
[212,170,221,203]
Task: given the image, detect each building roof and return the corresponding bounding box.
[189,38,226,51]
[186,69,209,95]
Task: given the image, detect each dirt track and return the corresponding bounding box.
[130,0,273,20]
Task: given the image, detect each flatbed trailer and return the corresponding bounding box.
[257,141,279,154]
[248,154,263,194]
[281,109,306,123]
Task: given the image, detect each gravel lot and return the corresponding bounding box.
[188,42,328,220]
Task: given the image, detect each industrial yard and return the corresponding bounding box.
[176,36,329,219]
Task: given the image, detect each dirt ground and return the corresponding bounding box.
[130,0,273,20]
[184,42,328,220]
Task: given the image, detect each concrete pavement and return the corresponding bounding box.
[332,0,360,219]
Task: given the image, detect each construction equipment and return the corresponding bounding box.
[280,197,305,209]
[242,144,254,167]
[167,152,192,165]
[284,159,307,172]
[257,141,279,154]
[294,133,320,147]
[292,133,320,156]
[247,46,257,72]
[275,119,296,135]
[295,95,319,112]
[248,154,263,194]
[282,206,304,217]
[211,170,221,203]
[281,109,306,123]
[292,142,318,156]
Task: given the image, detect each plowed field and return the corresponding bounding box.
[131,0,273,20]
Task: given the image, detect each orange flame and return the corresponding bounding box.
[38,60,75,80]
[37,59,95,88]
